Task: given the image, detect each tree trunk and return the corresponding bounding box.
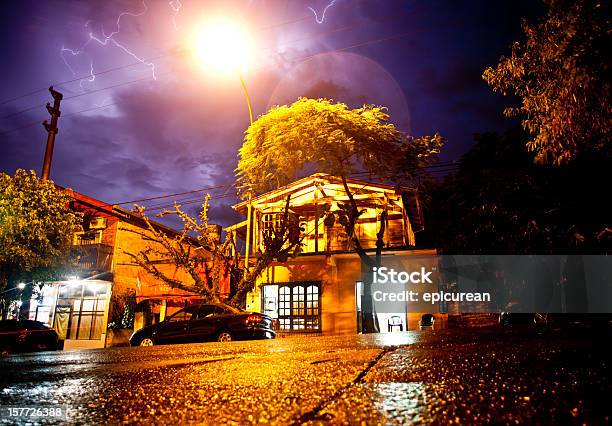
[360,261,380,333]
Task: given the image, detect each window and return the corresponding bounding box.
[261,213,283,235]
[168,306,198,322]
[29,284,57,324]
[264,282,321,332]
[73,230,103,246]
[57,282,108,340]
[195,305,221,319]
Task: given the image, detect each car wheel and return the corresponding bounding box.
[217,331,233,342]
[139,337,154,347]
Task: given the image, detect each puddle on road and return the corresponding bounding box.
[371,382,432,424]
[313,381,437,425]
[367,333,420,348]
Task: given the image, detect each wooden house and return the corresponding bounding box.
[225,173,443,335]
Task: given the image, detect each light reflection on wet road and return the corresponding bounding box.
[0,327,609,424]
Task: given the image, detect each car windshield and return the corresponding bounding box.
[168,307,197,322]
[221,304,242,314]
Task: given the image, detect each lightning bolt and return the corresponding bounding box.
[308,0,338,24]
[88,0,156,80]
[60,45,95,89]
[60,46,80,76]
[169,0,182,31]
[60,0,157,89]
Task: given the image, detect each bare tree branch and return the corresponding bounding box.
[127,194,302,308]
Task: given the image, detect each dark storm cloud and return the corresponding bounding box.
[1,0,545,226]
[300,80,353,103]
[184,201,243,229]
[422,64,487,97]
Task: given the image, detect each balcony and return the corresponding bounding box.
[72,244,113,275]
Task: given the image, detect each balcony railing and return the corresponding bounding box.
[72,244,113,274]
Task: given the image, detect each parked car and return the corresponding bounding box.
[0,320,59,355]
[420,314,435,329]
[543,313,612,328]
[498,312,536,326]
[130,303,276,347]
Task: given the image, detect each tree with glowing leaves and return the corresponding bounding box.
[236,97,444,333]
[0,170,82,319]
[483,0,611,165]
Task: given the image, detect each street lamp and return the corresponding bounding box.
[191,17,256,267]
[191,17,255,124]
[17,282,26,290]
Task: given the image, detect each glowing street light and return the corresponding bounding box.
[192,18,253,74]
[191,17,255,124]
[191,17,256,267]
[17,283,26,290]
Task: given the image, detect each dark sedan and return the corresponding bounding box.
[130,303,275,347]
[0,320,59,355]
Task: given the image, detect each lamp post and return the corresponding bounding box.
[239,74,253,125]
[192,18,255,265]
[237,73,254,267]
[192,18,254,125]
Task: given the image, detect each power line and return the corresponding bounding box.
[140,192,237,213]
[127,164,461,211]
[0,50,182,108]
[0,5,442,119]
[114,184,233,206]
[0,23,452,135]
[0,104,43,120]
[0,120,45,136]
[0,102,120,136]
[130,190,235,210]
[0,13,322,107]
[0,88,52,108]
[135,182,238,211]
[0,21,373,121]
[0,70,174,122]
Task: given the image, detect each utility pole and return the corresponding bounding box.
[41,86,63,181]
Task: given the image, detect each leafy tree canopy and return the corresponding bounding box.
[236,98,444,332]
[483,0,611,165]
[236,97,444,195]
[423,129,611,254]
[0,169,82,291]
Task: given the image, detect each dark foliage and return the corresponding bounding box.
[423,128,611,253]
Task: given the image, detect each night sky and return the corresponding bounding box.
[0,0,542,227]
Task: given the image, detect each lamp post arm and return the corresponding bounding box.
[239,74,253,125]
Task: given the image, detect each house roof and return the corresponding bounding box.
[230,172,425,233]
[232,173,414,213]
[60,186,191,239]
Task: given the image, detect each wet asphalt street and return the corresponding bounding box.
[0,326,609,425]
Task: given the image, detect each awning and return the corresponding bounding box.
[224,220,247,240]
